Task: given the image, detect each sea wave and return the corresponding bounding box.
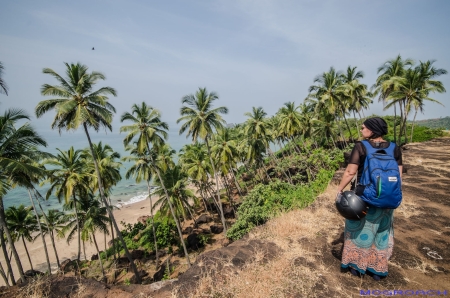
[115,188,158,207]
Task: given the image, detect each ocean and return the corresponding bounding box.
[3,124,191,212]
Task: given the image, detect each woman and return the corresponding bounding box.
[336,117,403,280]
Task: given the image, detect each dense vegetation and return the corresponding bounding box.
[0,54,446,286]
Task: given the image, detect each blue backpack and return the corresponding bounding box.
[356,140,402,209]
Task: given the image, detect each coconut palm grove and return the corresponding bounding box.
[0,56,447,288]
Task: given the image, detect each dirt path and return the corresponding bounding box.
[326,137,450,295]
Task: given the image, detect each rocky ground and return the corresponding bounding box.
[1,138,449,297]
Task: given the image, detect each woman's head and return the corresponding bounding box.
[361,117,388,139]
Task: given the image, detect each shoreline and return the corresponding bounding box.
[0,196,158,286]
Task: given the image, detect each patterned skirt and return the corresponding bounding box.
[341,207,394,276]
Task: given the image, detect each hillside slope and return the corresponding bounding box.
[2,138,448,297]
[162,137,450,297]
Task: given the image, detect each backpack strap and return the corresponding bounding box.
[361,140,396,157]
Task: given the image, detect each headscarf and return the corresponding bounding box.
[363,117,388,137]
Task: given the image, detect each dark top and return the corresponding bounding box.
[349,140,402,188]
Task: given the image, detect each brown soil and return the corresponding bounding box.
[1,138,449,297]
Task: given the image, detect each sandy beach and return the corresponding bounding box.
[0,197,156,286]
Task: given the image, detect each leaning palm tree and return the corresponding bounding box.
[120,102,191,267]
[177,87,229,232]
[35,62,141,282]
[0,109,47,284]
[152,164,198,223]
[5,205,38,272]
[123,145,160,267]
[82,142,122,259]
[0,62,8,96]
[40,209,66,269]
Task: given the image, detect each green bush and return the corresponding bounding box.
[226,169,335,240]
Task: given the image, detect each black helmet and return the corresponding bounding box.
[335,191,369,220]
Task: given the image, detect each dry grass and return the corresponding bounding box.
[172,184,342,298]
[17,276,52,298]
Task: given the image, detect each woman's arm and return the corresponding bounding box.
[336,163,359,195]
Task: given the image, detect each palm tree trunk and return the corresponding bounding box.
[228,162,242,197]
[92,234,105,281]
[107,197,117,261]
[398,100,405,145]
[0,199,25,283]
[146,181,159,268]
[393,103,397,145]
[410,109,418,143]
[33,190,60,269]
[0,260,9,287]
[21,237,34,271]
[353,111,361,139]
[205,138,227,233]
[0,227,14,285]
[145,143,190,268]
[341,107,353,139]
[27,190,51,274]
[83,240,87,261]
[83,123,142,283]
[72,193,81,261]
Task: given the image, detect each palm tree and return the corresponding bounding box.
[0,109,47,284]
[410,61,447,141]
[5,205,38,272]
[35,62,141,282]
[179,143,213,211]
[42,147,89,261]
[308,67,350,142]
[152,165,198,223]
[123,145,160,267]
[83,142,122,258]
[0,62,8,96]
[177,87,229,232]
[387,61,447,143]
[340,66,371,138]
[121,102,191,267]
[374,55,414,144]
[40,209,66,269]
[61,192,109,279]
[244,107,274,180]
[211,127,242,196]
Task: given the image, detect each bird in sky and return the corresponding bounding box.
[92,47,95,50]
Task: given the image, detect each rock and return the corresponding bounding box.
[210,225,224,234]
[182,226,193,234]
[187,233,203,250]
[24,269,44,277]
[223,205,235,218]
[137,215,150,225]
[115,257,130,270]
[60,259,76,272]
[195,214,212,225]
[131,249,145,259]
[175,239,281,293]
[153,263,167,282]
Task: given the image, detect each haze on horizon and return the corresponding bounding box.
[1,0,449,136]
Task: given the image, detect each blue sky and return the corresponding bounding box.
[1,0,449,135]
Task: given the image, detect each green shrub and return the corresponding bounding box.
[226,168,334,240]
